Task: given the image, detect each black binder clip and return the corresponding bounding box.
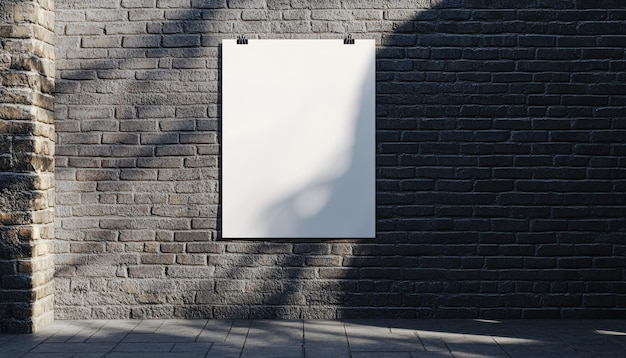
[237,35,248,45]
[344,34,355,45]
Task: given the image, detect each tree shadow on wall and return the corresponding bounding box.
[54,0,352,320]
[330,0,626,319]
[54,1,224,319]
[238,0,626,319]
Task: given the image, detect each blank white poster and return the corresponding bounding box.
[222,39,375,239]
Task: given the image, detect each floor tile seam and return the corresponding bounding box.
[236,320,252,358]
[101,319,143,333]
[192,319,211,343]
[341,320,355,358]
[71,320,108,343]
[154,319,166,333]
[560,340,591,358]
[18,322,74,346]
[19,333,52,356]
[101,320,142,357]
[488,334,513,358]
[223,320,239,343]
[413,330,428,352]
[83,322,139,343]
[385,319,394,335]
[433,337,453,356]
[201,345,210,358]
[43,323,77,344]
[299,319,305,358]
[550,329,588,358]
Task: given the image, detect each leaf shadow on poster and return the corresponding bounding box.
[258,58,377,239]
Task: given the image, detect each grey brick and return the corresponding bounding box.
[141,254,176,264]
[105,22,147,35]
[160,243,185,253]
[291,0,340,9]
[119,58,159,69]
[68,107,112,119]
[156,145,195,156]
[311,10,352,20]
[353,10,383,20]
[227,0,266,8]
[282,9,310,20]
[174,231,211,242]
[65,24,105,35]
[162,35,200,47]
[273,20,312,33]
[176,254,207,265]
[187,243,221,253]
[122,35,161,48]
[81,120,118,131]
[172,58,206,69]
[134,70,180,81]
[128,9,165,20]
[102,133,139,144]
[196,145,219,155]
[191,0,227,8]
[165,9,203,20]
[59,0,120,9]
[175,106,206,118]
[85,10,128,22]
[241,10,280,20]
[119,169,158,181]
[159,119,196,132]
[137,157,183,168]
[122,0,157,8]
[137,106,175,118]
[179,133,215,144]
[202,9,240,20]
[266,0,290,9]
[183,157,217,167]
[159,0,193,8]
[167,266,214,278]
[140,133,177,144]
[66,49,109,60]
[128,266,163,278]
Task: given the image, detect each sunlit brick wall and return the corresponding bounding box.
[1,0,55,333]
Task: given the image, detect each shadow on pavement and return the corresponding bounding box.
[1,319,626,357]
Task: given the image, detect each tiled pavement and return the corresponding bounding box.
[1,319,625,358]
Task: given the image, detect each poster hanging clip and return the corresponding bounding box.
[344,34,355,45]
[237,35,248,45]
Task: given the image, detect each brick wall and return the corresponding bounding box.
[1,0,55,332]
[54,0,626,319]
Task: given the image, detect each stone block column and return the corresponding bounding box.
[0,0,55,333]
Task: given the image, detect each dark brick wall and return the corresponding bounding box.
[368,1,626,318]
[371,0,626,318]
[54,0,626,319]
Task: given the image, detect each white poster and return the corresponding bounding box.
[222,39,375,239]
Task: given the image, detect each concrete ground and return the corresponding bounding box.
[0,319,625,357]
